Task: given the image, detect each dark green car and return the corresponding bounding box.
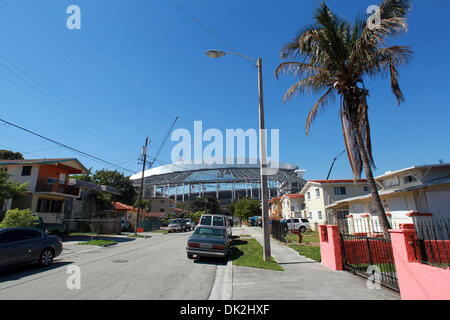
[186,226,230,260]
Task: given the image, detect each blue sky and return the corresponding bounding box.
[0,0,449,180]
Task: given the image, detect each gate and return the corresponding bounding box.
[339,231,399,292]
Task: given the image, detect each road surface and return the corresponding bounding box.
[0,231,223,300]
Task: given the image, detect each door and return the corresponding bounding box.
[9,230,43,264]
[0,231,13,268]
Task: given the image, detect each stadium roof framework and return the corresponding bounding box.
[130,160,306,203]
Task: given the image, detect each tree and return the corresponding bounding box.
[275,0,412,237]
[0,209,39,228]
[0,150,24,160]
[234,198,261,222]
[191,195,221,214]
[0,170,29,208]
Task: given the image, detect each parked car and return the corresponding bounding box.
[121,218,132,232]
[198,214,233,237]
[168,219,184,232]
[184,219,195,231]
[0,227,63,270]
[285,218,311,233]
[186,226,230,260]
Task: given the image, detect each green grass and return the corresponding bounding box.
[286,230,320,244]
[127,234,146,238]
[69,232,118,237]
[151,230,168,234]
[288,244,321,262]
[231,238,284,271]
[77,240,116,246]
[236,234,251,238]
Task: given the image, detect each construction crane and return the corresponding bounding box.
[326,150,345,180]
[147,116,179,169]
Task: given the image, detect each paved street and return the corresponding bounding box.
[0,231,223,300]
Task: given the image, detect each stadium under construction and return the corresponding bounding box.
[130,160,306,204]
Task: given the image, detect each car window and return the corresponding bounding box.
[301,219,309,223]
[0,230,41,243]
[294,219,299,223]
[212,216,224,227]
[200,215,212,226]
[194,227,225,239]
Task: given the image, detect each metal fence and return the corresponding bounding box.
[271,220,287,242]
[336,218,399,239]
[340,233,399,292]
[411,218,450,268]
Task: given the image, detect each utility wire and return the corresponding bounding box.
[0,117,135,174]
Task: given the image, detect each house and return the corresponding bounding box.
[300,179,370,231]
[0,158,88,224]
[280,194,305,220]
[269,196,282,220]
[326,163,450,234]
[145,196,176,217]
[112,202,138,226]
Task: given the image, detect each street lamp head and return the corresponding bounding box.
[206,50,226,58]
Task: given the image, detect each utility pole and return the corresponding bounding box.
[257,58,271,262]
[135,137,149,234]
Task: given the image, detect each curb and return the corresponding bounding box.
[208,259,233,300]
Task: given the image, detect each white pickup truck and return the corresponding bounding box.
[284,218,311,233]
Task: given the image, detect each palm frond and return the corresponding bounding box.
[306,88,334,135]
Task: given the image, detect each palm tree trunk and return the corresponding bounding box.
[354,128,392,238]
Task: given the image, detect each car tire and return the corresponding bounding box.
[39,248,54,267]
[299,226,306,233]
[187,253,194,259]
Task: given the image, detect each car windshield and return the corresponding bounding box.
[193,227,225,239]
[170,219,181,224]
[185,219,191,223]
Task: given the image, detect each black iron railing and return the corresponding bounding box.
[336,218,399,239]
[411,218,450,268]
[340,233,399,292]
[271,220,287,242]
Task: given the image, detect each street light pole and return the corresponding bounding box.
[206,50,271,261]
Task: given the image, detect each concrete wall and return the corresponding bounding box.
[389,224,450,300]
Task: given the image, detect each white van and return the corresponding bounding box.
[198,214,233,237]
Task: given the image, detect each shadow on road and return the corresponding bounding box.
[62,235,135,244]
[193,258,228,266]
[0,261,73,283]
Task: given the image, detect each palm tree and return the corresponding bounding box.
[275,0,412,237]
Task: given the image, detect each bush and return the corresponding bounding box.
[0,209,39,228]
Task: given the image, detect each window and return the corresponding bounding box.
[50,200,63,213]
[37,198,63,213]
[315,188,320,198]
[212,216,225,227]
[318,211,323,220]
[21,166,32,176]
[160,200,165,204]
[160,208,165,212]
[364,186,370,192]
[334,187,347,195]
[404,175,417,184]
[200,215,212,226]
[306,192,310,200]
[301,203,306,210]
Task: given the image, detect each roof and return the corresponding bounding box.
[269,197,282,203]
[308,179,368,184]
[374,163,450,179]
[69,179,121,195]
[112,202,136,211]
[0,158,88,174]
[282,194,304,199]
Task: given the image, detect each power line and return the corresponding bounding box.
[0,117,135,174]
[0,0,141,134]
[0,52,137,156]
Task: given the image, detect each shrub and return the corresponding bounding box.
[0,208,39,228]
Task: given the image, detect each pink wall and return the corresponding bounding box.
[319,225,343,270]
[390,224,450,300]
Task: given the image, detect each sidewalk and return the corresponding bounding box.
[232,226,400,300]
